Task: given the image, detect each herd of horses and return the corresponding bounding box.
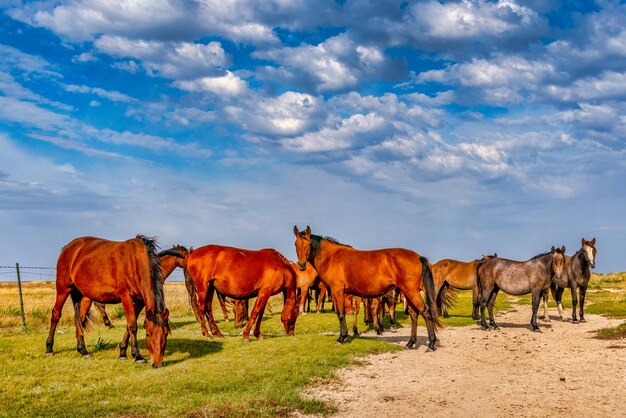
[44,226,597,368]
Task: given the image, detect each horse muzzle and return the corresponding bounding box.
[297,261,307,271]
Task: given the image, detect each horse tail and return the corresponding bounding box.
[420,256,443,330]
[137,235,165,313]
[437,283,458,315]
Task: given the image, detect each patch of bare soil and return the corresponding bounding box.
[300,307,626,417]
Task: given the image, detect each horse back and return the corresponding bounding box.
[187,245,293,297]
[318,247,423,297]
[57,236,150,301]
[432,259,480,290]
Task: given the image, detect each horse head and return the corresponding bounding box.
[581,237,597,268]
[293,225,312,271]
[145,308,170,368]
[551,245,566,281]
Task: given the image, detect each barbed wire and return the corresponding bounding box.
[0,266,56,269]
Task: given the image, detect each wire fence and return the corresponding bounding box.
[0,263,188,329]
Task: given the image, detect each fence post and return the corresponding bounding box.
[16,262,26,329]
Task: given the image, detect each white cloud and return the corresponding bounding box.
[544,71,626,103]
[95,35,228,79]
[72,52,97,63]
[63,84,138,103]
[173,71,248,97]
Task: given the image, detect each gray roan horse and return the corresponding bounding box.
[542,238,597,323]
[477,246,566,332]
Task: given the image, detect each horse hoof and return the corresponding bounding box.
[118,356,128,361]
[532,327,541,332]
[580,318,587,323]
[46,351,54,356]
[243,338,251,343]
[572,320,579,324]
[335,341,344,346]
[443,313,449,318]
[107,324,115,329]
[82,354,91,359]
[135,358,146,364]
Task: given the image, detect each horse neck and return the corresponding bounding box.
[311,238,350,270]
[569,249,590,283]
[160,255,178,280]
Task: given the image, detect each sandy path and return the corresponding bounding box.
[300,307,626,417]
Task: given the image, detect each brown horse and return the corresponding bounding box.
[294,226,441,350]
[542,238,597,323]
[185,245,300,341]
[365,288,401,335]
[46,235,170,367]
[90,244,191,327]
[477,246,565,332]
[432,254,497,320]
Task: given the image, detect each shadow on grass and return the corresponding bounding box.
[164,338,224,365]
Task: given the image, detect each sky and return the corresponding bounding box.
[0,0,625,281]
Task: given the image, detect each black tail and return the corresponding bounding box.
[420,256,443,330]
[436,283,458,315]
[137,235,165,313]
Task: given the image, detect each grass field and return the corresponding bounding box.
[0,274,623,417]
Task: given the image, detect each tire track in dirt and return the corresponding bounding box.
[299,307,626,417]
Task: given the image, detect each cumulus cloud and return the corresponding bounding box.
[173,71,248,97]
[254,32,404,93]
[95,35,228,79]
[63,83,138,103]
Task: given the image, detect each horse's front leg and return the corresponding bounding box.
[471,285,480,320]
[479,284,493,330]
[530,291,541,332]
[118,300,144,360]
[352,297,360,336]
[539,289,550,322]
[120,297,145,363]
[570,285,579,323]
[578,286,588,322]
[243,289,272,342]
[554,285,565,320]
[70,289,90,357]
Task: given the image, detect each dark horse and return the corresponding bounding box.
[185,245,300,342]
[294,226,441,350]
[543,238,597,323]
[477,246,565,332]
[46,235,170,367]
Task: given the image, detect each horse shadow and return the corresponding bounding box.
[162,338,223,366]
[491,322,554,331]
[359,333,429,347]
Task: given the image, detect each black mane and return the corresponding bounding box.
[530,251,551,260]
[137,235,166,314]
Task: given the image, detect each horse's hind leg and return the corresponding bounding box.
[70,288,90,357]
[217,292,229,322]
[331,289,348,344]
[539,290,550,322]
[487,287,500,329]
[553,285,565,321]
[402,288,435,350]
[93,301,113,328]
[471,286,480,320]
[46,284,72,354]
[205,287,224,337]
[352,297,360,336]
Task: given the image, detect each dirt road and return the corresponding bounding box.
[301,307,626,417]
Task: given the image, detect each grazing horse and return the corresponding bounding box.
[294,226,441,350]
[90,245,191,328]
[477,246,565,332]
[185,245,300,342]
[432,254,497,320]
[46,236,170,367]
[542,238,597,323]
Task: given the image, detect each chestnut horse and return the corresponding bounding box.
[294,226,441,350]
[541,238,597,323]
[185,245,300,341]
[46,235,170,367]
[477,246,565,332]
[432,254,497,320]
[91,245,191,328]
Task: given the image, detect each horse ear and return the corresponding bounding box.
[494,253,497,258]
[305,225,311,237]
[551,245,555,252]
[162,308,169,321]
[581,238,585,245]
[590,237,596,245]
[146,309,154,321]
[561,245,566,253]
[293,225,299,237]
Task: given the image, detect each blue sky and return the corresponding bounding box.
[1,0,625,279]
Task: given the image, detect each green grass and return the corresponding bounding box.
[596,322,626,340]
[0,280,622,417]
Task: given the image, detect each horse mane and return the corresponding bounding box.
[530,251,551,260]
[137,235,166,315]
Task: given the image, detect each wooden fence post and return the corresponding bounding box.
[16,263,26,329]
